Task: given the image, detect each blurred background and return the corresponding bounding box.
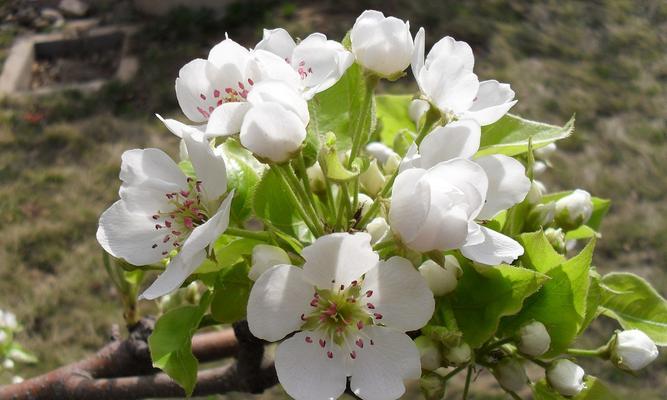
[0,0,665,398]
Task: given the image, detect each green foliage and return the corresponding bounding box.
[210,262,252,323]
[599,272,667,345]
[196,237,262,274]
[451,261,548,348]
[252,168,306,239]
[148,292,212,396]
[220,140,262,223]
[532,377,619,400]
[476,114,574,157]
[374,94,415,146]
[501,236,596,355]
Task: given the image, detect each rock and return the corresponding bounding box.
[58,0,89,17]
[40,9,65,28]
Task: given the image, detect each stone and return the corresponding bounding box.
[59,0,89,17]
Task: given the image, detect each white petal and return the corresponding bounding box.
[463,80,516,126]
[350,326,421,400]
[418,119,481,168]
[97,200,173,266]
[461,225,524,265]
[175,58,214,122]
[204,102,251,137]
[208,37,252,69]
[156,114,205,139]
[119,148,187,192]
[351,12,413,77]
[247,80,309,124]
[388,168,430,242]
[420,55,479,114]
[255,28,296,62]
[183,132,228,203]
[426,158,488,218]
[139,193,234,299]
[275,331,347,400]
[427,36,474,72]
[240,102,306,163]
[405,200,469,252]
[253,49,301,91]
[475,154,531,220]
[362,257,434,331]
[302,232,379,289]
[247,265,314,341]
[292,33,354,96]
[248,244,291,281]
[411,27,425,88]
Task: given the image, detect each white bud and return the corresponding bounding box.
[384,153,401,175]
[518,321,551,356]
[350,10,414,78]
[0,311,17,330]
[357,193,374,218]
[526,180,547,205]
[494,358,528,392]
[306,161,326,193]
[360,160,386,196]
[532,160,547,177]
[547,359,586,397]
[367,217,391,245]
[3,358,14,370]
[366,142,397,165]
[534,143,557,161]
[11,376,23,384]
[446,342,471,365]
[178,139,189,161]
[248,245,291,281]
[612,329,659,371]
[527,203,556,230]
[409,99,430,125]
[555,189,593,230]
[415,336,442,371]
[0,330,7,344]
[418,256,462,296]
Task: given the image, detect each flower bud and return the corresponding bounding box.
[367,217,391,245]
[547,359,586,397]
[248,245,291,281]
[611,329,659,371]
[0,330,7,344]
[420,372,446,400]
[306,161,326,193]
[360,160,386,196]
[526,202,555,230]
[409,99,430,126]
[0,311,17,330]
[384,153,401,175]
[532,160,547,177]
[3,358,14,370]
[544,228,566,254]
[11,376,23,384]
[418,256,462,296]
[366,142,397,165]
[351,10,414,78]
[415,336,442,371]
[494,358,528,392]
[446,342,471,365]
[534,143,557,162]
[554,189,593,230]
[240,102,307,163]
[357,193,374,218]
[526,180,547,205]
[517,321,551,356]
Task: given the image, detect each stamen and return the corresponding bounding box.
[319,339,326,348]
[213,89,220,98]
[357,321,364,330]
[350,351,357,359]
[200,94,206,100]
[310,298,319,307]
[161,251,168,255]
[155,224,162,230]
[163,235,170,243]
[327,351,333,359]
[366,290,373,298]
[151,244,157,249]
[184,218,194,229]
[305,336,313,343]
[355,338,364,348]
[340,284,345,291]
[300,313,307,321]
[370,340,375,346]
[373,313,383,320]
[152,215,159,220]
[164,220,172,228]
[366,303,375,309]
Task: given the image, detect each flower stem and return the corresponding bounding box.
[566,347,609,358]
[442,364,468,381]
[372,239,396,251]
[280,163,323,233]
[225,227,271,241]
[479,337,515,354]
[462,364,473,400]
[521,354,550,368]
[271,164,322,237]
[347,74,379,168]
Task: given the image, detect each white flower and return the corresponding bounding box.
[418,256,462,296]
[547,359,586,397]
[554,189,593,230]
[3,358,14,370]
[415,336,441,371]
[409,99,430,126]
[612,329,659,371]
[0,310,17,330]
[351,10,414,78]
[366,142,398,165]
[446,343,471,365]
[248,244,291,281]
[517,321,551,356]
[96,132,234,300]
[393,120,530,264]
[494,358,528,392]
[256,29,354,98]
[247,232,434,400]
[367,217,391,245]
[412,29,516,125]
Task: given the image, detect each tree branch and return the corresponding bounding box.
[0,318,275,400]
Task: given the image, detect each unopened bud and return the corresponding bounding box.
[366,142,398,165]
[360,160,386,196]
[11,376,23,384]
[367,217,391,245]
[555,189,593,230]
[3,358,14,370]
[409,99,430,126]
[248,245,290,281]
[526,180,547,205]
[415,336,442,371]
[518,321,551,356]
[357,194,373,218]
[526,202,555,230]
[494,358,528,392]
[544,228,566,253]
[532,160,547,177]
[446,342,471,365]
[534,143,557,162]
[0,330,7,344]
[306,162,326,193]
[418,256,462,296]
[611,329,659,371]
[547,359,586,397]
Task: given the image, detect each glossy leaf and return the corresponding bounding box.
[533,376,619,400]
[211,262,252,323]
[220,140,262,223]
[375,94,415,146]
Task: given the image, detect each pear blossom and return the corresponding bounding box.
[446,343,472,364]
[247,232,434,400]
[415,336,441,371]
[412,29,516,125]
[494,358,528,392]
[351,10,414,78]
[611,329,659,371]
[0,310,17,330]
[409,99,430,126]
[418,256,462,296]
[547,359,586,397]
[248,244,291,281]
[393,119,530,264]
[96,132,234,300]
[256,29,354,98]
[359,160,385,196]
[554,189,593,230]
[517,321,551,356]
[367,217,391,245]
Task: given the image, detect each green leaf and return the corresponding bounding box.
[476,114,574,157]
[580,270,603,334]
[375,94,415,146]
[211,262,252,323]
[533,377,619,400]
[7,344,38,363]
[501,239,596,355]
[220,140,262,223]
[253,168,307,239]
[319,145,359,182]
[308,63,375,152]
[451,261,548,348]
[195,237,262,274]
[599,272,667,345]
[149,292,212,396]
[517,231,566,272]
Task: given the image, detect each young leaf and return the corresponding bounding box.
[220,140,262,223]
[253,168,307,239]
[599,272,667,345]
[517,231,566,272]
[211,262,252,323]
[532,376,619,400]
[375,94,415,145]
[148,292,212,396]
[476,114,574,157]
[451,261,548,348]
[195,238,262,274]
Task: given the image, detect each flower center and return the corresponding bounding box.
[150,177,209,255]
[196,78,255,119]
[296,60,313,80]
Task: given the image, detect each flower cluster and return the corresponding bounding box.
[96,9,664,400]
[0,310,36,385]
